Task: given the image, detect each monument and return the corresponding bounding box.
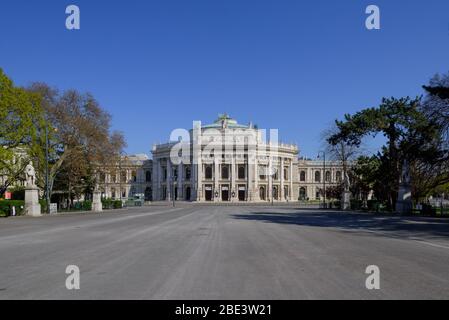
[396,160,412,214]
[342,171,351,210]
[24,162,41,217]
[92,184,103,212]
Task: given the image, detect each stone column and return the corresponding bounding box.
[289,160,294,201]
[248,150,256,202]
[166,159,171,201]
[254,157,259,201]
[214,158,219,202]
[195,151,202,202]
[231,155,236,202]
[280,157,285,201]
[153,158,162,201]
[268,158,273,200]
[178,163,183,200]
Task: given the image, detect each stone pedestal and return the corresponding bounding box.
[92,191,103,212]
[24,187,41,217]
[342,191,351,211]
[396,185,412,214]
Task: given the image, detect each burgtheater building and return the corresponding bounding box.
[97,115,344,203]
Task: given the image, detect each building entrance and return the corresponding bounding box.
[205,185,213,201]
[221,185,229,201]
[238,185,246,201]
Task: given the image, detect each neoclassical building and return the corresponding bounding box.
[97,115,345,203]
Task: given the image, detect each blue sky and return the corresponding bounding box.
[1,0,448,158]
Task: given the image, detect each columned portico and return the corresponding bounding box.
[147,114,343,203]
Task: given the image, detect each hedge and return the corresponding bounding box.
[101,198,123,210]
[0,200,25,217]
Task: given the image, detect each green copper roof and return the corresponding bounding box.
[202,114,250,129]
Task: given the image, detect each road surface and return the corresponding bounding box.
[0,205,449,299]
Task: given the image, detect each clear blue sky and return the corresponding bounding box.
[1,0,448,158]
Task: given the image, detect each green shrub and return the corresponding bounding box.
[113,200,122,209]
[0,200,25,217]
[350,199,363,210]
[82,201,92,211]
[39,199,48,213]
[367,200,381,212]
[99,198,123,210]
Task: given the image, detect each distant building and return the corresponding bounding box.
[97,115,344,203]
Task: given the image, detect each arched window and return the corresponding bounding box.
[146,171,152,182]
[315,188,321,200]
[205,166,213,180]
[300,171,306,182]
[145,187,152,201]
[185,187,191,201]
[273,186,279,200]
[121,171,127,183]
[238,166,245,179]
[336,171,342,182]
[259,186,266,200]
[325,171,331,182]
[221,165,229,179]
[315,171,321,182]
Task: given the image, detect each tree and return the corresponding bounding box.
[322,123,362,198]
[27,83,126,206]
[0,69,46,196]
[328,96,436,209]
[414,72,449,199]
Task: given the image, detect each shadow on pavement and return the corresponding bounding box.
[231,210,449,240]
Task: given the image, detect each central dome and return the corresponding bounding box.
[202,113,250,129]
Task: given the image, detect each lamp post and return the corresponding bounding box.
[172,168,177,208]
[45,125,50,213]
[318,151,326,209]
[270,167,276,206]
[44,125,57,214]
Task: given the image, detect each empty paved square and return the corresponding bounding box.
[1,205,449,299]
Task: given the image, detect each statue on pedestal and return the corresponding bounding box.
[24,161,41,216]
[25,162,36,188]
[396,160,412,214]
[92,183,103,212]
[342,170,352,210]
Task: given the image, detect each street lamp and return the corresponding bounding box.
[172,168,177,208]
[45,125,57,214]
[317,151,326,209]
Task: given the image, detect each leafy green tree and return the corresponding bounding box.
[27,83,126,207]
[0,69,46,196]
[328,96,437,209]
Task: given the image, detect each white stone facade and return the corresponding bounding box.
[97,115,344,203]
